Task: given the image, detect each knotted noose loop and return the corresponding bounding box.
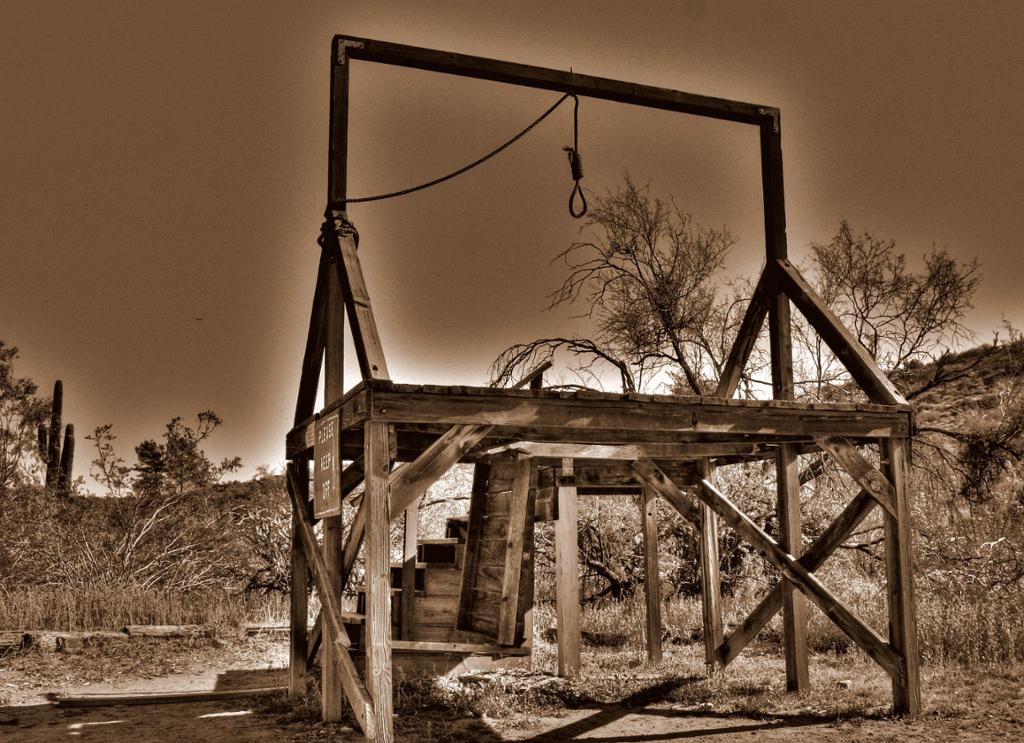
[564,93,587,218]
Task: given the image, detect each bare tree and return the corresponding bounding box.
[492,176,736,394]
[795,220,980,396]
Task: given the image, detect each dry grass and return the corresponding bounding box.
[535,586,1024,674]
[0,582,287,630]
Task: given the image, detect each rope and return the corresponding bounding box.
[318,210,358,251]
[563,93,587,218]
[340,92,572,206]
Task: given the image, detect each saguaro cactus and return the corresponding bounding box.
[37,380,74,492]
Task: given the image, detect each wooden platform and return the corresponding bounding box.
[287,381,912,462]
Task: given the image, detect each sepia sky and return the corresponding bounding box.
[2,1,1023,490]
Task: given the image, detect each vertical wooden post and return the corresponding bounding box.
[320,243,346,722]
[555,458,581,677]
[640,486,662,663]
[365,421,394,741]
[774,444,808,691]
[320,35,350,723]
[498,454,532,646]
[400,496,419,641]
[881,438,921,715]
[697,460,723,672]
[761,115,809,693]
[288,455,310,696]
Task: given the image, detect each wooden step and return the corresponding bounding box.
[417,538,464,566]
[390,564,426,591]
[387,563,462,595]
[356,588,424,615]
[445,515,469,542]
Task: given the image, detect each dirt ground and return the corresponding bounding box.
[2,635,1022,741]
[3,696,1022,742]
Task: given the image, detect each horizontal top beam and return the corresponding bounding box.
[335,35,776,127]
[286,381,912,457]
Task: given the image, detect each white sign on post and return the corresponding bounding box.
[313,411,341,518]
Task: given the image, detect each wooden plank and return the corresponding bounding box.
[338,35,773,126]
[718,489,879,666]
[306,614,321,670]
[457,463,490,634]
[697,460,723,673]
[367,387,910,439]
[400,496,419,641]
[410,625,457,642]
[759,115,788,264]
[340,500,366,592]
[290,401,905,460]
[774,443,809,691]
[288,455,309,696]
[516,359,551,390]
[555,458,581,677]
[293,253,329,426]
[480,513,512,539]
[340,456,365,498]
[497,455,531,645]
[640,486,662,663]
[321,246,346,723]
[881,438,922,715]
[390,424,493,515]
[285,464,374,735]
[388,640,531,655]
[364,421,393,742]
[632,460,901,681]
[328,379,904,411]
[287,390,908,459]
[333,227,390,382]
[121,625,211,638]
[320,45,376,739]
[55,687,286,707]
[285,469,353,653]
[817,437,896,517]
[327,36,349,213]
[466,563,507,590]
[714,267,772,399]
[413,595,460,625]
[424,567,462,596]
[775,258,907,406]
[488,441,769,460]
[759,122,812,690]
[650,471,701,527]
[517,479,537,649]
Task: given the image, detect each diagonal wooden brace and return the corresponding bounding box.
[326,218,390,381]
[287,464,375,737]
[717,488,880,666]
[815,437,896,517]
[340,424,493,590]
[294,253,330,425]
[714,267,772,399]
[774,259,906,406]
[632,459,902,682]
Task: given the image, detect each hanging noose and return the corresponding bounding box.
[564,93,587,218]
